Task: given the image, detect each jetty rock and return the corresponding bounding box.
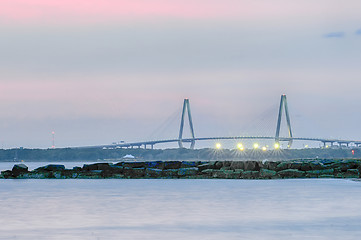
[12,164,29,177]
[1,159,361,179]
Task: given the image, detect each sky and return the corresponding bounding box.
[0,0,361,149]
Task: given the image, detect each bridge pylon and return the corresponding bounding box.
[275,94,293,148]
[178,98,195,149]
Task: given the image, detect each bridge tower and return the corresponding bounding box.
[178,98,196,149]
[275,94,293,148]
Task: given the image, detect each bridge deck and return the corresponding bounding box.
[74,136,361,149]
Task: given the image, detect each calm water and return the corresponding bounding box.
[1,163,361,239]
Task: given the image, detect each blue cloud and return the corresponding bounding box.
[356,29,361,35]
[323,32,345,38]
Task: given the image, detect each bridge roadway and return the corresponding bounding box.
[75,136,361,149]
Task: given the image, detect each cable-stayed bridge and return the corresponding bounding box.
[75,95,361,150]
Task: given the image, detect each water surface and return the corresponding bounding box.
[0,178,361,239]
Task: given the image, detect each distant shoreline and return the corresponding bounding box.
[0,147,359,162]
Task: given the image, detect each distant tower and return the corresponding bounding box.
[178,99,196,149]
[275,94,293,148]
[52,131,55,148]
[14,150,18,162]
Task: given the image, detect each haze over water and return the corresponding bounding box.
[1,178,361,239]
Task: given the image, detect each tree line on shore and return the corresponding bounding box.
[0,147,359,162]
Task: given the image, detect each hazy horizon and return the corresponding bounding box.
[1,1,361,149]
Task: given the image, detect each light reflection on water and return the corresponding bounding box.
[0,178,361,240]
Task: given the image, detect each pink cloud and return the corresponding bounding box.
[0,0,345,24]
[0,0,230,23]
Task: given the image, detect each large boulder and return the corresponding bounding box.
[230,161,244,170]
[241,171,259,179]
[117,167,145,178]
[276,162,291,171]
[73,166,82,171]
[337,160,361,171]
[122,167,134,177]
[78,171,102,179]
[222,161,232,168]
[203,161,217,169]
[221,166,232,171]
[145,161,164,169]
[318,174,334,178]
[99,169,113,178]
[263,161,279,171]
[289,162,303,170]
[214,161,223,169]
[12,164,29,177]
[163,161,182,169]
[145,168,162,178]
[344,169,359,178]
[1,170,13,179]
[300,162,312,171]
[131,168,146,178]
[177,167,198,177]
[226,170,242,179]
[209,169,226,178]
[162,169,179,178]
[109,165,123,174]
[61,169,76,178]
[27,172,46,179]
[244,161,261,171]
[320,159,336,166]
[278,169,305,178]
[201,169,214,177]
[122,162,146,169]
[198,163,212,171]
[309,161,326,170]
[181,161,199,168]
[35,164,65,172]
[207,169,240,179]
[306,169,334,178]
[259,169,277,179]
[223,170,241,179]
[53,172,63,179]
[83,163,111,171]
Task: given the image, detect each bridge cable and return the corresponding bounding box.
[146,107,182,141]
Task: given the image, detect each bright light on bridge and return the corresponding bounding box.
[253,143,259,149]
[215,143,222,149]
[237,143,244,151]
[262,146,267,151]
[274,143,280,149]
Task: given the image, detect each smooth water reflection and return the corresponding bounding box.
[0,179,361,240]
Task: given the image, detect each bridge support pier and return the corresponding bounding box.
[178,99,196,149]
[275,94,293,148]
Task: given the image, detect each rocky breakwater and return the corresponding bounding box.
[1,159,361,179]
